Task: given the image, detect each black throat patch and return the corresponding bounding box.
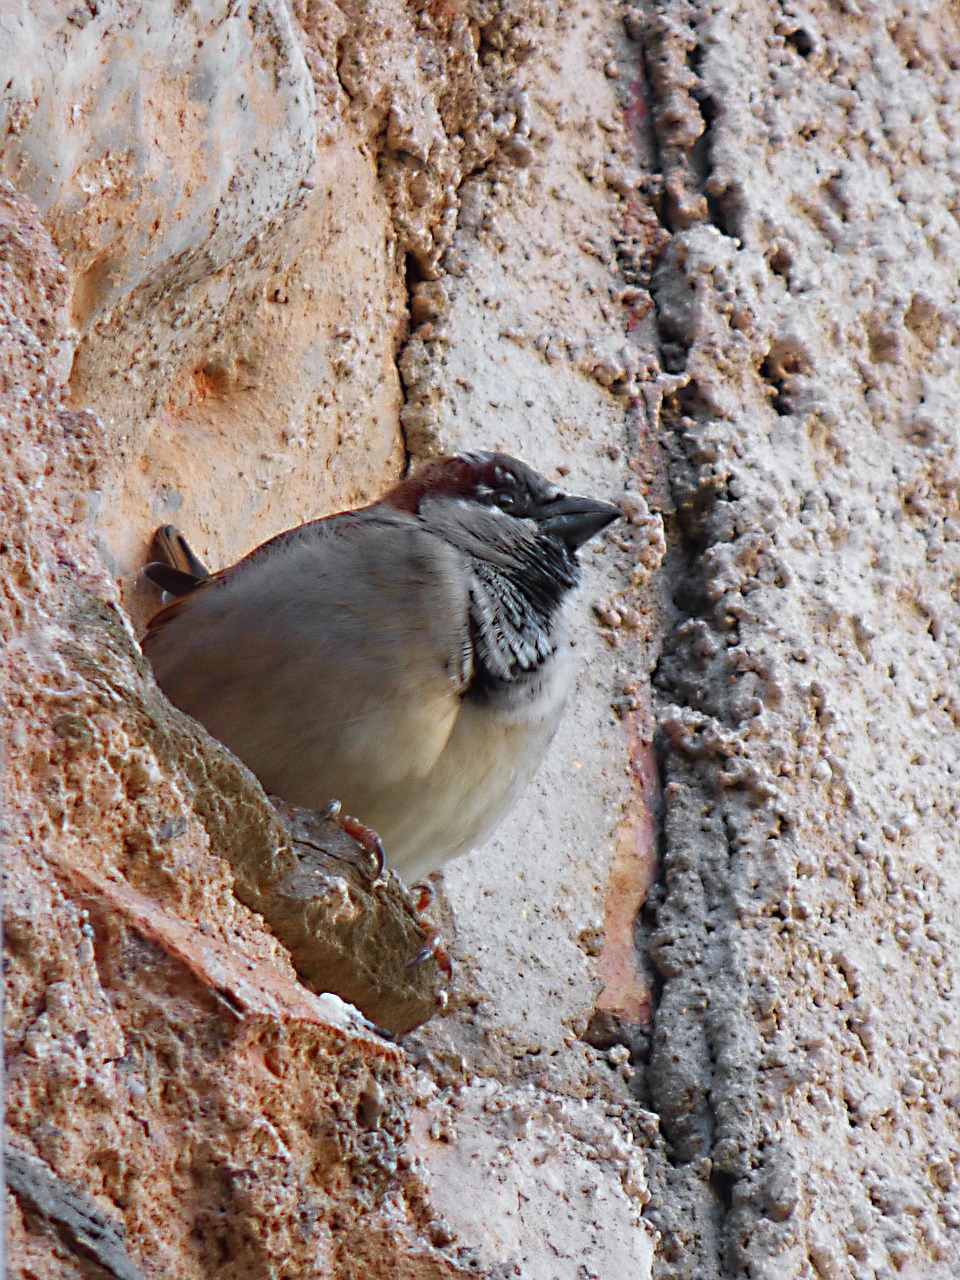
[466,534,579,695]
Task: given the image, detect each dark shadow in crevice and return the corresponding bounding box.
[785,27,815,58]
[758,354,792,416]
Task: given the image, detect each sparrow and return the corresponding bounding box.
[142,452,621,885]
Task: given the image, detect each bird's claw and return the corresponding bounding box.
[411,880,435,913]
[322,800,387,885]
[406,923,453,985]
[318,803,451,983]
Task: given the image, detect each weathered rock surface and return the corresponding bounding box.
[2,0,658,1273]
[3,0,317,329]
[0,179,458,1280]
[637,2,960,1275]
[9,0,960,1275]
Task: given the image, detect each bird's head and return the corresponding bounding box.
[383,451,622,553]
[382,452,623,687]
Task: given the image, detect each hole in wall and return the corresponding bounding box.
[757,341,811,415]
[784,27,815,58]
[758,355,791,416]
[766,243,793,284]
[706,181,745,240]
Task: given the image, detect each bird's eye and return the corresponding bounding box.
[495,492,516,510]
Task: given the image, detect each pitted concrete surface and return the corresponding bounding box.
[5,0,960,1275]
[637,2,960,1275]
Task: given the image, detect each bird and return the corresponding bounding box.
[142,452,621,886]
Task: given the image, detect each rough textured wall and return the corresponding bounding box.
[639,1,960,1276]
[6,0,960,1277]
[2,1,659,1276]
[0,183,452,1280]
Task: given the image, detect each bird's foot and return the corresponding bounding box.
[412,881,435,913]
[317,802,450,984]
[406,879,453,984]
[320,799,387,886]
[406,929,453,985]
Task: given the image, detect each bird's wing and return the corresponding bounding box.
[142,511,474,798]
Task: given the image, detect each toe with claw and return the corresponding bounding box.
[406,927,453,985]
[319,802,451,985]
[406,880,453,985]
[412,881,435,914]
[321,799,387,886]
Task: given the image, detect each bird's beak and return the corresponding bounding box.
[540,494,623,549]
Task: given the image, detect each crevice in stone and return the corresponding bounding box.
[627,7,776,1279]
[757,353,791,416]
[784,27,815,59]
[630,16,677,378]
[387,27,541,463]
[690,74,741,241]
[623,22,737,1280]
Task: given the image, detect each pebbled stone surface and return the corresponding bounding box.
[10,0,960,1273]
[1,0,661,1270]
[634,2,960,1276]
[1,0,317,328]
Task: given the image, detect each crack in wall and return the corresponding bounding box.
[627,6,784,1278]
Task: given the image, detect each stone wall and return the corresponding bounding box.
[639,2,960,1275]
[2,1,658,1276]
[4,0,960,1277]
